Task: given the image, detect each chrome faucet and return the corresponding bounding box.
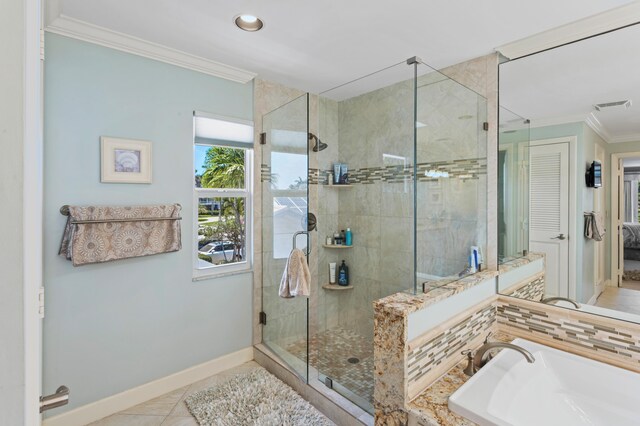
[540,296,580,309]
[462,341,536,376]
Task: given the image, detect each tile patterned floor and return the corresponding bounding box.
[88,362,261,426]
[287,327,374,404]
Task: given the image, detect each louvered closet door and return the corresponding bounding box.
[529,142,570,297]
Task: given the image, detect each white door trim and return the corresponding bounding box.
[610,151,640,288]
[593,143,606,298]
[24,0,43,424]
[530,136,578,300]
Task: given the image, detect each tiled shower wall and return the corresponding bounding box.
[316,78,416,341]
[314,57,497,341]
[416,76,488,278]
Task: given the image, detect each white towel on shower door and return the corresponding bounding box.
[279,248,311,298]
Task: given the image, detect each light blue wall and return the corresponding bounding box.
[43,34,254,414]
[529,123,608,303]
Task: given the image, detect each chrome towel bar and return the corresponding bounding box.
[59,204,182,224]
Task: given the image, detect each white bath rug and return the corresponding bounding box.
[185,367,334,426]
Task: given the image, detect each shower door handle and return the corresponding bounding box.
[292,231,311,256]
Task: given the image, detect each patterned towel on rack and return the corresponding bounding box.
[59,204,182,266]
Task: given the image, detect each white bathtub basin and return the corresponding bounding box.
[448,338,640,426]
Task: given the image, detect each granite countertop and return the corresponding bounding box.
[374,270,499,317]
[406,332,514,426]
[374,253,545,318]
[498,252,544,273]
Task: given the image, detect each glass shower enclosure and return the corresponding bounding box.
[261,94,310,381]
[260,58,488,414]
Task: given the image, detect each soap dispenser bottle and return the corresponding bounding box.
[338,260,349,286]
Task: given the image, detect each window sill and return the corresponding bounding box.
[192,268,253,282]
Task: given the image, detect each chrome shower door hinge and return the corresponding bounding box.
[483,122,489,131]
[259,311,267,325]
[260,132,266,145]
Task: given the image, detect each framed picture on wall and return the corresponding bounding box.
[100,137,152,183]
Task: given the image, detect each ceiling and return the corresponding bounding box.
[500,22,640,143]
[51,0,632,94]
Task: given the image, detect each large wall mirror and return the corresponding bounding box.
[498,23,640,324]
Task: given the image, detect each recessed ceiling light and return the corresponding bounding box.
[234,14,264,32]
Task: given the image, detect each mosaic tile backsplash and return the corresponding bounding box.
[504,273,545,301]
[496,299,640,370]
[406,304,494,387]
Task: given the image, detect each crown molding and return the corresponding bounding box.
[529,112,614,143]
[528,113,640,144]
[496,3,640,60]
[44,14,257,84]
[583,112,612,143]
[528,113,590,130]
[609,133,640,144]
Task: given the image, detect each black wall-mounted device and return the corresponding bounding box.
[586,161,602,188]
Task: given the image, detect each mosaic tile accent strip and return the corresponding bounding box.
[260,163,272,183]
[407,331,514,426]
[406,304,495,386]
[505,275,544,301]
[496,300,640,368]
[308,157,487,186]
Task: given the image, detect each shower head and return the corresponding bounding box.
[309,133,328,152]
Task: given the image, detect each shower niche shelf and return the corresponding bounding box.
[322,244,353,249]
[322,284,354,291]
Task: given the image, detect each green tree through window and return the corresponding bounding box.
[197,147,246,264]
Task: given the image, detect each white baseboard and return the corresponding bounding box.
[43,347,253,426]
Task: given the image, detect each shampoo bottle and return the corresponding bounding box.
[340,164,349,184]
[333,163,342,184]
[345,228,352,246]
[329,262,337,284]
[338,260,349,286]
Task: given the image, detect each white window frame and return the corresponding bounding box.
[193,115,253,280]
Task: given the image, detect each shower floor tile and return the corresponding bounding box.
[287,327,374,403]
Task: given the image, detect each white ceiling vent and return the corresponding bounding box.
[594,100,632,111]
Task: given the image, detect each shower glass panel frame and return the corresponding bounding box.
[310,59,488,412]
[315,61,417,412]
[261,94,310,382]
[415,62,489,292]
[259,59,489,415]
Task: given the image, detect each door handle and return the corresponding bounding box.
[551,233,566,240]
[40,385,70,413]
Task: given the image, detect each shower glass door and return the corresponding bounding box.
[261,94,310,381]
[316,62,416,413]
